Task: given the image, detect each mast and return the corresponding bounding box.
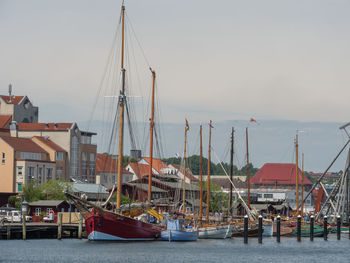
[182,119,189,212]
[301,152,304,217]
[199,124,203,221]
[229,127,234,215]
[246,127,250,208]
[116,3,126,209]
[295,132,299,216]
[206,120,212,220]
[148,69,156,202]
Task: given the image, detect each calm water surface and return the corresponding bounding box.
[1,235,349,263]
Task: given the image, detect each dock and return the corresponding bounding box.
[0,222,86,240]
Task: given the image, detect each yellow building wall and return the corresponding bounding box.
[0,139,15,192]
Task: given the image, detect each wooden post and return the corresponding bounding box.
[297,215,301,242]
[7,225,11,240]
[244,215,248,244]
[310,215,314,241]
[337,215,341,240]
[276,216,281,243]
[57,212,62,240]
[323,216,327,241]
[258,215,262,244]
[78,213,83,239]
[22,214,26,240]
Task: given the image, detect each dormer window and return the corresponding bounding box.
[23,100,30,109]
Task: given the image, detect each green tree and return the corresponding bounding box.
[197,180,228,212]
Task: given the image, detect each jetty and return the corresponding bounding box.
[0,221,85,240]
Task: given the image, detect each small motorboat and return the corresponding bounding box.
[161,218,198,241]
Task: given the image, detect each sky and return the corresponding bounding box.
[1,0,350,171]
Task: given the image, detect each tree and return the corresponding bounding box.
[21,180,71,202]
[197,180,229,212]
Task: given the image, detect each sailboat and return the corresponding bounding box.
[161,120,198,241]
[66,3,163,241]
[198,121,232,239]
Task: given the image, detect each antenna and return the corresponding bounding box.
[8,84,12,103]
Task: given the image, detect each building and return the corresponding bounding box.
[11,122,97,182]
[32,136,68,180]
[168,164,199,184]
[72,183,109,201]
[0,88,39,123]
[251,163,313,191]
[95,153,133,189]
[0,136,56,193]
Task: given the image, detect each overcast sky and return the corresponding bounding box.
[1,0,350,171]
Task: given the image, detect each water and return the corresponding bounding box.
[1,235,350,263]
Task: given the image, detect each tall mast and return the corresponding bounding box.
[116,3,126,209]
[246,127,250,208]
[199,124,203,221]
[206,120,212,220]
[229,127,234,215]
[148,69,156,202]
[182,119,189,212]
[295,132,299,216]
[301,152,304,217]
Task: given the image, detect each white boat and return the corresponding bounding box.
[198,224,233,239]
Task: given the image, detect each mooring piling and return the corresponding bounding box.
[310,215,314,241]
[297,215,301,242]
[58,212,62,240]
[337,215,341,240]
[244,215,248,244]
[258,215,263,244]
[323,216,328,241]
[276,216,280,243]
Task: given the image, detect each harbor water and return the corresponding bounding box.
[1,235,350,263]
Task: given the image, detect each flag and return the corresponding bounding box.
[250,118,259,124]
[185,119,190,131]
[175,153,181,158]
[209,121,214,128]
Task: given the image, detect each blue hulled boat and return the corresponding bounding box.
[161,219,198,241]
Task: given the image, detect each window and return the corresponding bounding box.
[257,194,262,198]
[17,166,23,177]
[55,152,64,161]
[20,152,41,160]
[38,167,43,184]
[82,152,87,178]
[89,153,96,180]
[27,167,35,182]
[17,183,22,192]
[56,167,63,180]
[70,136,80,178]
[35,208,41,216]
[46,168,52,181]
[2,152,5,164]
[263,194,273,198]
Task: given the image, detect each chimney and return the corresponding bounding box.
[10,121,18,137]
[8,84,12,103]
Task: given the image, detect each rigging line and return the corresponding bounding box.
[211,147,254,220]
[125,13,151,68]
[87,14,122,132]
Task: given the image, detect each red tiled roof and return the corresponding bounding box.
[96,154,131,174]
[17,123,73,131]
[0,95,24,104]
[32,136,66,152]
[142,157,168,174]
[0,115,12,128]
[128,162,152,178]
[0,136,47,153]
[251,163,313,185]
[171,164,199,182]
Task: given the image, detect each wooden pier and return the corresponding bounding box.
[0,222,85,240]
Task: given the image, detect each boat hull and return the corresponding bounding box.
[198,225,232,239]
[85,208,162,241]
[160,230,198,241]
